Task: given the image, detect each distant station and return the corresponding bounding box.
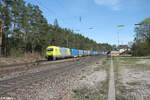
[111,45,130,56]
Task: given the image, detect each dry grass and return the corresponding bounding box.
[0,52,45,66]
[71,57,110,100]
[115,56,150,100]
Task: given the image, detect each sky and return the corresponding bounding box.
[26,0,150,45]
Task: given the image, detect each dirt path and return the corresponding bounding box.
[108,57,116,100]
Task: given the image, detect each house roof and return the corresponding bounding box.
[117,45,128,49]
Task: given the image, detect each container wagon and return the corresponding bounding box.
[70,49,79,57]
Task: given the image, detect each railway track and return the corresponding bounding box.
[0,58,79,75]
[0,56,105,95]
[0,59,46,68]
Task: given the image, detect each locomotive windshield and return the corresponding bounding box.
[47,48,53,51]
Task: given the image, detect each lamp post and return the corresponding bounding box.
[117,25,124,47]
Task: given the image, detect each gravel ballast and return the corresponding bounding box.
[0,56,106,100]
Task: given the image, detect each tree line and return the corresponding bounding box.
[132,17,150,56]
[0,0,112,57]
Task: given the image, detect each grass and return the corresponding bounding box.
[81,69,85,72]
[135,63,150,67]
[119,55,150,59]
[80,76,86,80]
[102,60,107,65]
[112,57,126,100]
[94,59,110,72]
[0,52,44,65]
[114,56,150,100]
[119,57,137,65]
[93,66,101,71]
[76,58,80,61]
[18,70,27,76]
[0,75,4,78]
[126,81,140,86]
[118,55,150,65]
[35,60,41,66]
[116,95,126,100]
[71,57,110,100]
[118,56,150,70]
[113,56,119,78]
[72,80,109,100]
[72,87,89,99]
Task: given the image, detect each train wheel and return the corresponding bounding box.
[47,57,50,61]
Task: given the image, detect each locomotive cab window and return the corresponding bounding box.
[47,48,53,51]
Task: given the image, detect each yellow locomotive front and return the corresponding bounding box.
[45,46,61,60]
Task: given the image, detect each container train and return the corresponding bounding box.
[45,46,104,60]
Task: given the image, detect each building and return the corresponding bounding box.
[117,45,128,54]
[111,50,120,56]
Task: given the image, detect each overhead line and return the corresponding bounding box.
[29,0,94,32]
[35,0,56,15]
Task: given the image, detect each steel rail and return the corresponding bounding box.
[0,56,104,95]
[0,58,79,75]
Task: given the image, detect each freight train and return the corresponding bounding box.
[45,46,104,61]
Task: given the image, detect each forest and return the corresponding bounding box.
[0,0,112,57]
[132,17,150,56]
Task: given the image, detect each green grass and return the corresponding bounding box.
[93,66,101,71]
[72,80,109,100]
[116,95,126,100]
[118,56,150,70]
[126,81,140,86]
[136,63,150,67]
[72,87,89,99]
[80,76,86,80]
[119,58,137,65]
[113,57,127,100]
[113,56,120,87]
[118,56,150,65]
[35,60,40,66]
[134,63,150,70]
[0,75,4,78]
